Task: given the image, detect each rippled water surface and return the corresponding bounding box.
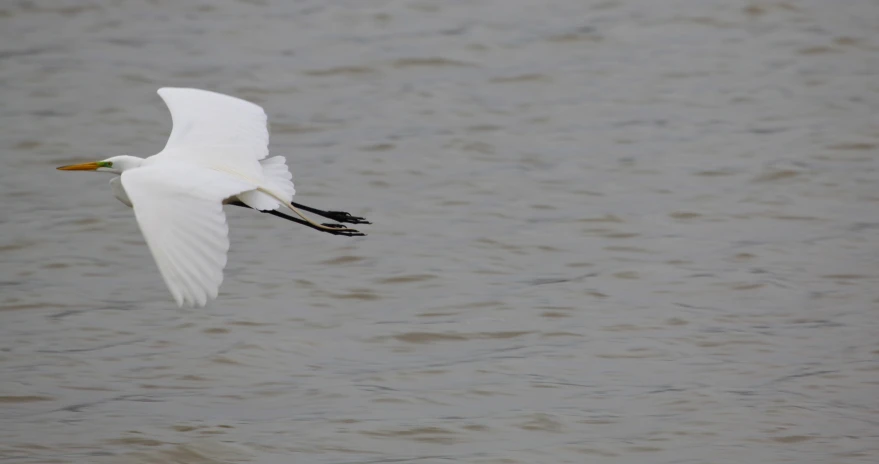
[2,1,879,463]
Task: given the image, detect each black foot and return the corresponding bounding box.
[324,211,371,225]
[322,223,366,237]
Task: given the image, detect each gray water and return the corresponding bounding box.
[2,1,879,463]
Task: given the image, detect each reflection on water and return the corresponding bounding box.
[2,0,879,463]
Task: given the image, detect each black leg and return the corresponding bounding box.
[289,201,371,224]
[228,201,365,237]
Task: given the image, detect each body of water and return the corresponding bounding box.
[1,1,878,463]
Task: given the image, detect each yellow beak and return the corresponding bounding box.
[57,162,100,171]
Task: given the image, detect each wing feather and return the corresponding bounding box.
[121,164,255,307]
[155,87,269,182]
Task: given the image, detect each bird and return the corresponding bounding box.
[57,87,369,308]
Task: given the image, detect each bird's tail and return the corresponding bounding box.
[235,156,296,211]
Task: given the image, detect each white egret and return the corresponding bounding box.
[58,87,369,307]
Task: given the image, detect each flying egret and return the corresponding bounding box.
[57,87,369,307]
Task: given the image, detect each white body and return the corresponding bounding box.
[104,88,297,307]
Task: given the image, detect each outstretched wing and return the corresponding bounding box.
[158,87,268,158]
[155,87,269,181]
[121,163,255,307]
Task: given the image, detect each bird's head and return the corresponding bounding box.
[57,155,143,175]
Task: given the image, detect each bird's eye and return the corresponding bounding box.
[98,161,113,168]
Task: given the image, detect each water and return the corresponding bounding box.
[2,1,878,463]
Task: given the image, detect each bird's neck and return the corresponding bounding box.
[111,155,146,173]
